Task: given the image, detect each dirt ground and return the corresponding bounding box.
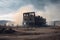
[0,26,60,40]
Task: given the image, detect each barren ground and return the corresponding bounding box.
[0,26,60,40]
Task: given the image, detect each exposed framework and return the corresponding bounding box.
[23,12,46,27]
[23,12,35,26]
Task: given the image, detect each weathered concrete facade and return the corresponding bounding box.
[23,12,46,27]
[23,12,35,26]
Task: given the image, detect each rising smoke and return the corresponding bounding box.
[12,0,60,25]
[29,0,60,21]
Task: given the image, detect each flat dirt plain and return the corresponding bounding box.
[0,26,60,40]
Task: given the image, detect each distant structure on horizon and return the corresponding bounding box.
[0,20,16,27]
[47,21,60,27]
[54,21,60,26]
[23,12,46,27]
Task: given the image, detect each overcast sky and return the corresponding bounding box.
[0,0,60,25]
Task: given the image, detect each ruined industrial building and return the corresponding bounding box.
[23,12,46,27]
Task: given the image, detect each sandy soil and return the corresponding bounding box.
[0,26,60,40]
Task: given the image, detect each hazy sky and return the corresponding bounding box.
[0,0,60,25]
